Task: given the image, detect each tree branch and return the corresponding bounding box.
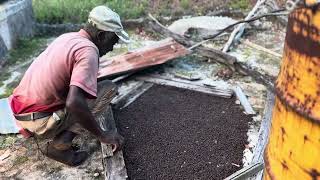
[148,14,275,92]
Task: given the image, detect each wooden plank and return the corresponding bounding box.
[98,106,128,180]
[111,82,153,109]
[98,38,189,80]
[252,91,275,180]
[241,40,282,59]
[233,86,256,115]
[147,74,233,95]
[111,73,134,83]
[224,162,264,180]
[136,76,233,98]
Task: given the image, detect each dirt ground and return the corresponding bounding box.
[0,7,286,180]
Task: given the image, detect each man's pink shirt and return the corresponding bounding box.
[10,30,99,114]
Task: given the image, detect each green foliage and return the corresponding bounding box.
[0,37,47,98]
[0,87,14,99]
[0,135,17,150]
[180,0,190,9]
[229,0,250,10]
[32,0,148,24]
[7,37,47,66]
[13,156,29,166]
[0,72,11,87]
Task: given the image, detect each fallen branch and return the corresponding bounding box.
[222,0,267,52]
[188,11,288,49]
[148,14,275,91]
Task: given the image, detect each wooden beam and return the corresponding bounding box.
[111,82,154,109]
[98,106,128,180]
[147,74,233,94]
[136,76,233,98]
[224,162,264,180]
[241,40,282,59]
[252,91,275,180]
[98,38,189,80]
[233,86,256,115]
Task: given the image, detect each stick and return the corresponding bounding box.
[233,86,256,115]
[148,14,275,92]
[222,0,267,52]
[241,40,282,59]
[188,11,288,50]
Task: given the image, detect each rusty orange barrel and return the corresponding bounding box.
[263,2,320,180]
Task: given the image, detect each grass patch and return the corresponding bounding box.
[13,155,29,166]
[0,135,17,150]
[6,37,47,66]
[180,0,190,10]
[0,71,11,87]
[0,87,14,99]
[0,37,47,98]
[32,0,148,24]
[229,0,250,10]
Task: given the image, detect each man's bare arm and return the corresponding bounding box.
[66,85,123,151]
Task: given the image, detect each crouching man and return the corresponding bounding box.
[9,6,129,166]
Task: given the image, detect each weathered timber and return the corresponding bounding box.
[136,76,232,98]
[146,74,233,94]
[148,14,275,92]
[111,73,134,83]
[233,86,256,115]
[224,162,264,180]
[98,106,128,180]
[241,40,282,59]
[222,0,267,52]
[252,91,275,180]
[111,82,154,109]
[98,38,189,81]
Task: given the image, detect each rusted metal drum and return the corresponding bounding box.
[264,2,320,180]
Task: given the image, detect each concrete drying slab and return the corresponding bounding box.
[114,85,251,179]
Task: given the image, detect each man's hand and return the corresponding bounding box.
[99,131,124,152]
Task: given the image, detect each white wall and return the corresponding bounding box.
[0,0,34,60]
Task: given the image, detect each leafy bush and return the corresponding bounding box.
[32,0,148,24]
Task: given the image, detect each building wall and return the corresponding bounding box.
[0,0,34,61]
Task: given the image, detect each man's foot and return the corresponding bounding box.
[44,142,88,166]
[52,130,77,150]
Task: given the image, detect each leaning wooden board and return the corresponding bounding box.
[97,106,128,180]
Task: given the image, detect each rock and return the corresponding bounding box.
[93,173,99,177]
[168,16,236,36]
